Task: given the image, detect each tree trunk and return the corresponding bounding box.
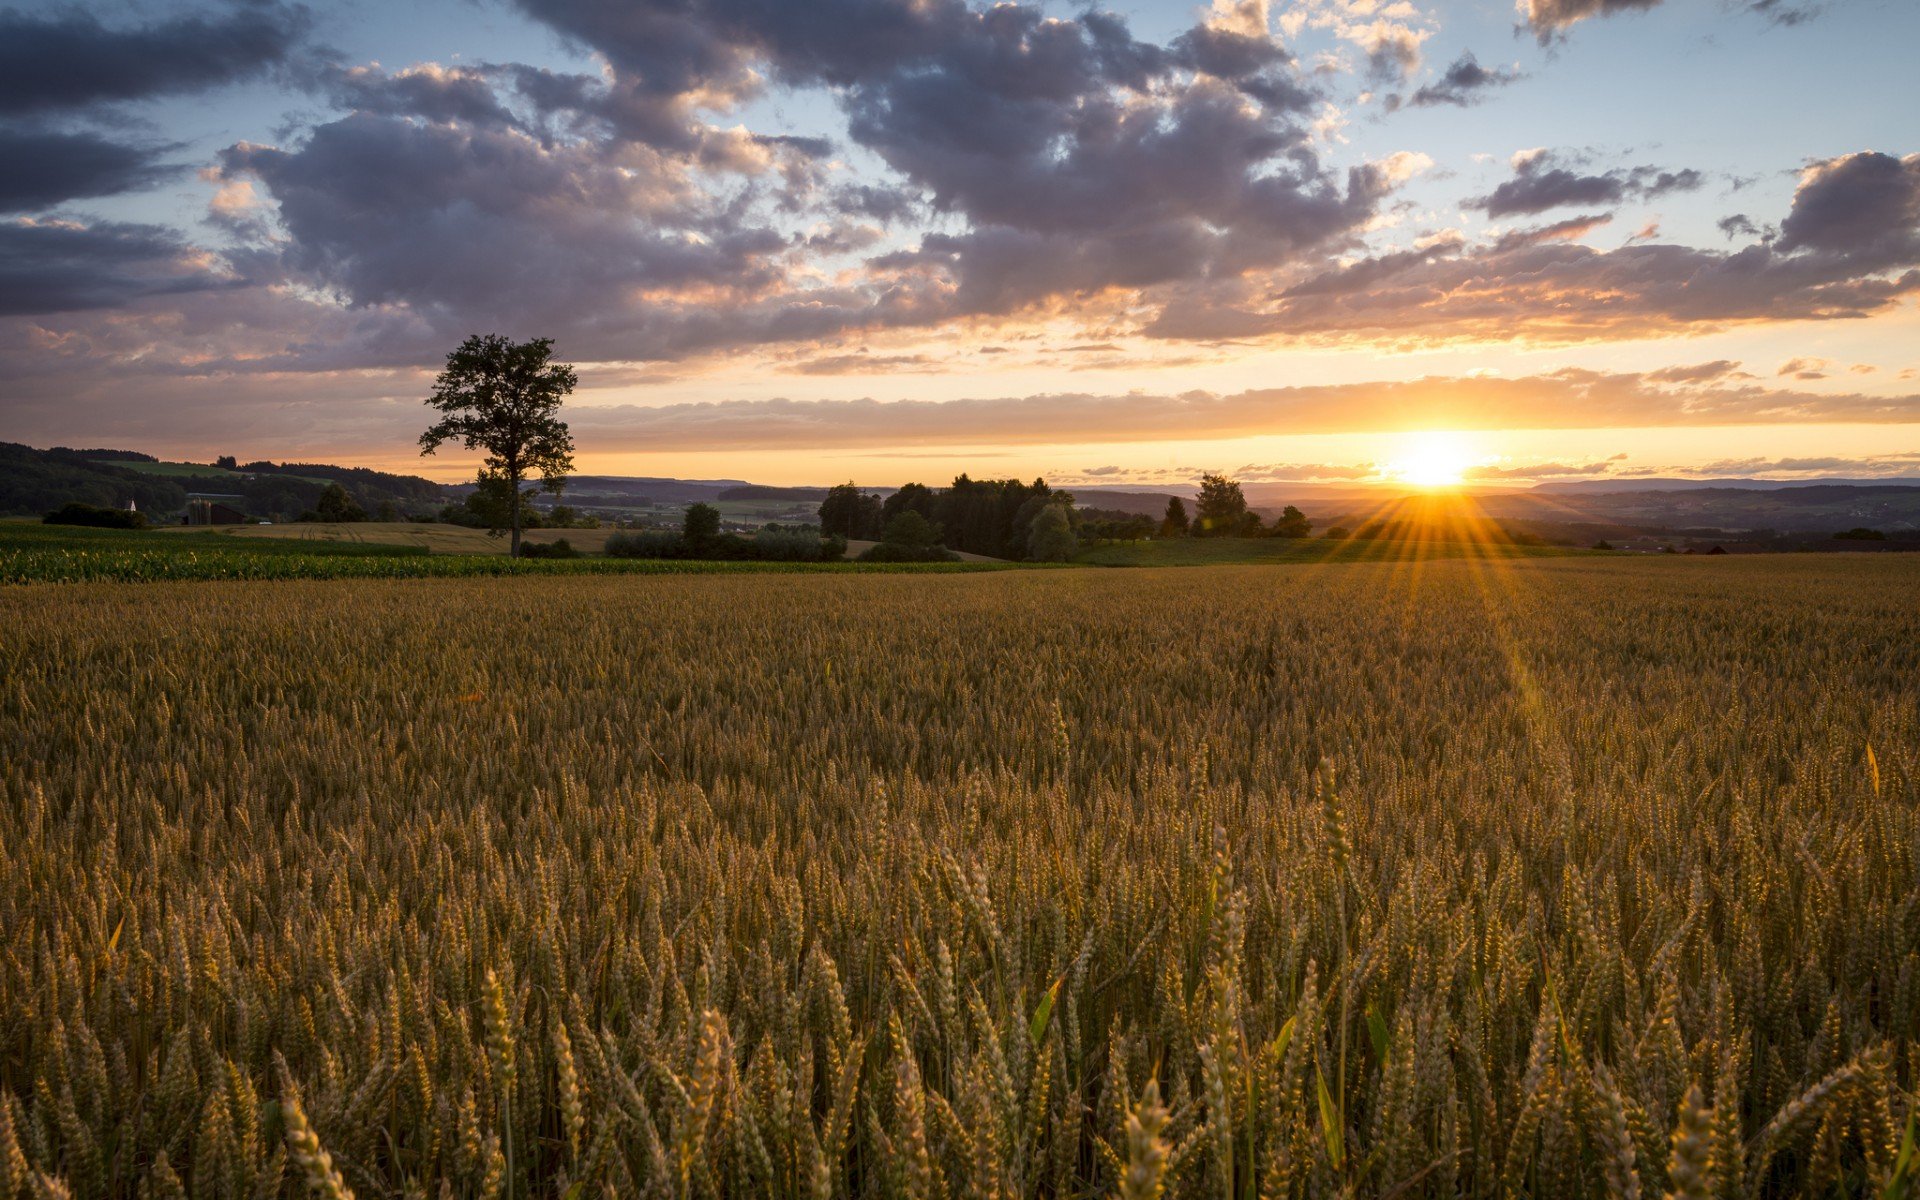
[508,468,522,557]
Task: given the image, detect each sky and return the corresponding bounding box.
[1,0,1917,489]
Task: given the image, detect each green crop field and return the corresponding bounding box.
[2,554,1917,1199]
[0,523,1019,584]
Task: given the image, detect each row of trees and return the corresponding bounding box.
[821,471,1315,561]
[819,475,1079,561]
[1159,474,1312,539]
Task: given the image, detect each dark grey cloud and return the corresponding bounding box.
[502,0,1354,314]
[316,64,519,130]
[193,0,1373,358]
[0,219,235,315]
[1147,149,1920,344]
[0,5,308,115]
[1776,151,1920,258]
[218,112,790,343]
[1469,150,1704,217]
[0,127,179,212]
[1395,52,1520,109]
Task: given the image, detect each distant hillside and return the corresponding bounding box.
[1534,477,1920,493]
[1475,483,1920,535]
[1,444,192,516]
[718,484,831,502]
[544,476,754,506]
[0,443,445,521]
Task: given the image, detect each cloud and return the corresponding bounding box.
[1491,212,1611,250]
[543,368,1920,453]
[1518,0,1661,42]
[1776,356,1830,380]
[215,112,796,356]
[1646,360,1746,383]
[1468,149,1704,218]
[1686,452,1920,477]
[1395,53,1522,109]
[1776,151,1920,258]
[0,127,180,212]
[174,0,1400,361]
[0,5,308,114]
[0,217,237,315]
[1521,0,1822,41]
[1744,0,1821,27]
[1463,458,1616,480]
[1232,461,1378,481]
[789,352,941,375]
[1147,149,1920,344]
[315,64,521,130]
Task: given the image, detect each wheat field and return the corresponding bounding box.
[2,555,1916,1198]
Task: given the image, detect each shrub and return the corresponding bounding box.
[519,538,579,559]
[858,541,960,562]
[878,509,940,550]
[44,501,148,529]
[1024,502,1077,562]
[609,527,845,562]
[753,528,837,561]
[605,530,689,558]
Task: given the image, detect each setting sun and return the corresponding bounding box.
[1386,431,1478,489]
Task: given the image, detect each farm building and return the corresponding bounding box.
[185,493,249,525]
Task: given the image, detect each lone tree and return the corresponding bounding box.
[421,334,576,557]
[1194,473,1247,536]
[1160,496,1190,537]
[1024,501,1078,562]
[1271,504,1312,539]
[683,502,722,544]
[315,482,367,523]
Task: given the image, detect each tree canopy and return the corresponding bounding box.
[1024,502,1077,562]
[1194,473,1248,536]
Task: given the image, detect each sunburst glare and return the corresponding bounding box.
[1384,431,1480,489]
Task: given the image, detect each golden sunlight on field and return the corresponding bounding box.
[3,555,1917,1198]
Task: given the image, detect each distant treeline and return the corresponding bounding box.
[2,442,443,522]
[717,484,828,502]
[814,472,1320,561]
